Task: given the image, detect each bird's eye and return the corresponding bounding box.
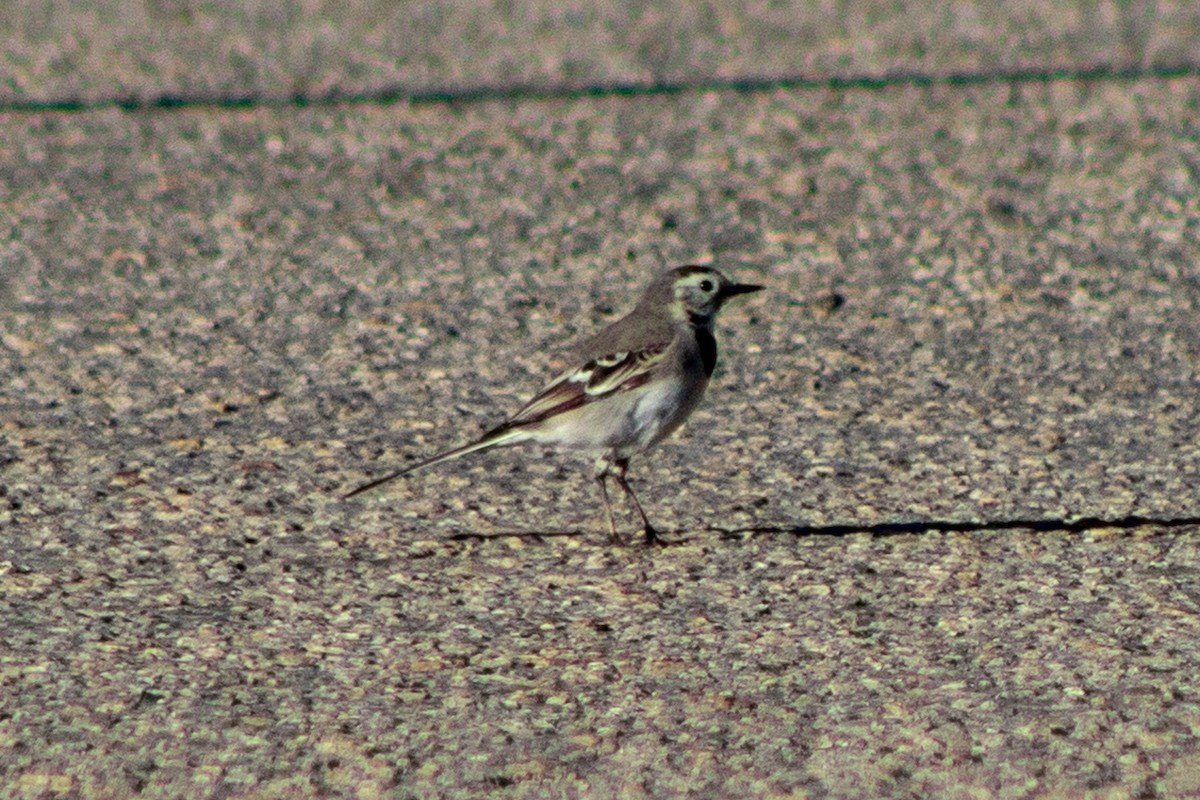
[699,279,714,292]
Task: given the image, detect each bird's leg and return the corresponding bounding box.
[594,462,625,546]
[610,459,661,546]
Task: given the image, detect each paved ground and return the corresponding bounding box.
[3,3,1200,799]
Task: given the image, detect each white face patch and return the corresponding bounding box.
[673,273,723,319]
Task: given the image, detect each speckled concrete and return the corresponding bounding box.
[4,7,1200,800]
[3,2,1199,104]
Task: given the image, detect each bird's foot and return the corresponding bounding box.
[643,525,685,547]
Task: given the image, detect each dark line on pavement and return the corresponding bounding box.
[448,529,585,541]
[4,63,1196,114]
[443,515,1200,543]
[722,514,1200,539]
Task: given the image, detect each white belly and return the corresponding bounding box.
[532,372,708,457]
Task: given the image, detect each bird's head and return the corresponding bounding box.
[654,265,763,325]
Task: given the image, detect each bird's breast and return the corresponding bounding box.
[630,366,708,449]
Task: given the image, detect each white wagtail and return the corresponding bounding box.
[345,265,762,545]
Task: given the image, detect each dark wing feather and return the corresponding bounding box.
[505,344,669,427]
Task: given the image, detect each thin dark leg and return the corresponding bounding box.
[595,473,624,545]
[611,459,660,545]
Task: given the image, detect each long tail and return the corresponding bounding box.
[342,424,528,499]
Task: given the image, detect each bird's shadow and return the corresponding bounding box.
[445,514,1200,543]
[446,529,695,547]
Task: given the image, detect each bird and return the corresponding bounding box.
[344,265,763,545]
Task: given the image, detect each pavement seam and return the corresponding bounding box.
[3,62,1196,113]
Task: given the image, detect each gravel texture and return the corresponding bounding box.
[3,5,1200,800]
[3,1,1200,104]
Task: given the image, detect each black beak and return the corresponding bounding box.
[720,282,764,300]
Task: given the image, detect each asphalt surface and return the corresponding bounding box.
[3,4,1200,799]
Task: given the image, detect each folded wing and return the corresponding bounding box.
[505,344,669,428]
